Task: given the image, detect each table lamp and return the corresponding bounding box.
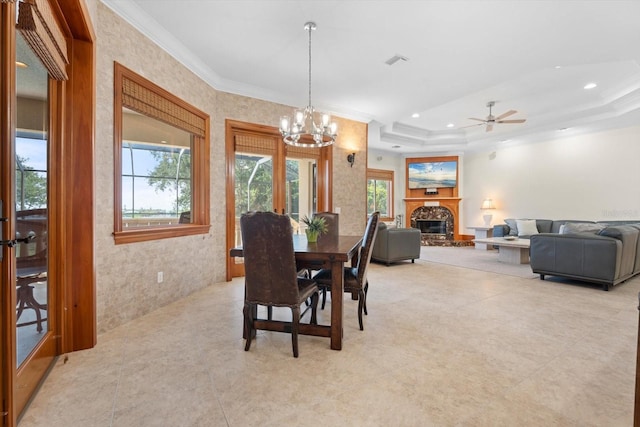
[481,199,495,226]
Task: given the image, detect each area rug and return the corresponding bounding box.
[418,246,538,279]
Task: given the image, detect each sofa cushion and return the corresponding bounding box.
[504,218,519,236]
[561,222,607,234]
[516,219,539,237]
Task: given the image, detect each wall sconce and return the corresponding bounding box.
[480,198,495,226]
[347,152,356,167]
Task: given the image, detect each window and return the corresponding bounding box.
[367,168,394,221]
[113,63,210,244]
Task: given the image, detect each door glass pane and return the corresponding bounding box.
[16,32,49,367]
[285,157,316,234]
[234,153,273,252]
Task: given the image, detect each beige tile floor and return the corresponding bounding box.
[18,258,640,426]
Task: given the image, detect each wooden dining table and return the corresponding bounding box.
[230,234,362,350]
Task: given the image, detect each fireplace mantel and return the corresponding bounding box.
[404,197,462,240]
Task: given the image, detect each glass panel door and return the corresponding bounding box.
[15,32,49,368]
[232,152,274,275]
[285,157,316,234]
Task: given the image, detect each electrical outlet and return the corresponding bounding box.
[157,271,163,283]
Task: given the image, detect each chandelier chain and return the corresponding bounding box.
[307,23,312,109]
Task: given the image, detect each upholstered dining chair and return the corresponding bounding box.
[240,211,319,357]
[313,212,380,330]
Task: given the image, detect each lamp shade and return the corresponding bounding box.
[481,199,495,210]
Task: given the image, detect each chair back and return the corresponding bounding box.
[356,212,380,285]
[240,211,300,306]
[16,209,48,274]
[314,212,339,237]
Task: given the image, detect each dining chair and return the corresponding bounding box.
[240,211,319,357]
[15,209,48,332]
[313,212,380,330]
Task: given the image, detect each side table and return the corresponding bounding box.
[468,226,494,250]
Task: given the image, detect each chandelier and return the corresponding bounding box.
[279,22,337,147]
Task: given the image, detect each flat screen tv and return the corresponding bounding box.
[408,161,457,189]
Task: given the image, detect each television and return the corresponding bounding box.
[407,160,457,189]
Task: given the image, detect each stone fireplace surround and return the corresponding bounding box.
[404,197,472,246]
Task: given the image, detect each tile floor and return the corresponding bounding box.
[18,257,640,426]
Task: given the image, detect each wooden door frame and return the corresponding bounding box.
[1,0,95,424]
[225,119,333,280]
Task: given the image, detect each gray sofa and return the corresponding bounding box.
[494,219,640,290]
[372,222,421,266]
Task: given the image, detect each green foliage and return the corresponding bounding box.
[146,149,191,213]
[367,179,389,216]
[301,215,328,234]
[16,155,47,210]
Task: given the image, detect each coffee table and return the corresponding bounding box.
[472,237,530,264]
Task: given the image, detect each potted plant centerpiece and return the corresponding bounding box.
[301,215,328,243]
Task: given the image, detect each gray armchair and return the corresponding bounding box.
[372,222,421,265]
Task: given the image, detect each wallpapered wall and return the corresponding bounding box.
[94,2,367,333]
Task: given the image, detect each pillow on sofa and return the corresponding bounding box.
[561,222,606,234]
[504,218,519,236]
[516,219,538,237]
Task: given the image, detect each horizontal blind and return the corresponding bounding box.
[234,134,276,156]
[367,168,393,181]
[17,0,69,80]
[122,76,206,137]
[285,144,320,160]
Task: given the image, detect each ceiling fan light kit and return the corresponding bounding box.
[463,100,526,132]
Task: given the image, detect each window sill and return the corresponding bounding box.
[113,224,210,245]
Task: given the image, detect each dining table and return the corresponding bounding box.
[230,234,362,350]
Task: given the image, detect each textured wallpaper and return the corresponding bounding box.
[95,2,367,332]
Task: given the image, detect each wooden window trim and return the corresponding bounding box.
[113,62,210,244]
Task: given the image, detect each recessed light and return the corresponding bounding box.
[554,65,562,69]
[558,127,570,131]
[411,113,420,118]
[16,61,28,68]
[584,82,597,90]
[446,123,454,128]
[500,139,509,144]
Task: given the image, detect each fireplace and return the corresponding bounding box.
[416,219,446,235]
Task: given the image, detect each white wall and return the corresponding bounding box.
[463,125,640,232]
[368,125,640,235]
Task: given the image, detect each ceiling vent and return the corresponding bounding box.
[385,54,408,66]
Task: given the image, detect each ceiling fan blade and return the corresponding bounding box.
[459,123,484,129]
[495,110,517,121]
[497,119,526,124]
[486,124,493,132]
[468,118,486,122]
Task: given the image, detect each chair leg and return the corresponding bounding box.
[310,292,319,325]
[363,281,369,316]
[321,286,327,310]
[243,304,253,351]
[357,290,365,331]
[291,308,300,358]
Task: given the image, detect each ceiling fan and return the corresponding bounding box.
[463,101,526,132]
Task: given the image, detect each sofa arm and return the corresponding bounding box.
[530,233,621,282]
[372,227,421,264]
